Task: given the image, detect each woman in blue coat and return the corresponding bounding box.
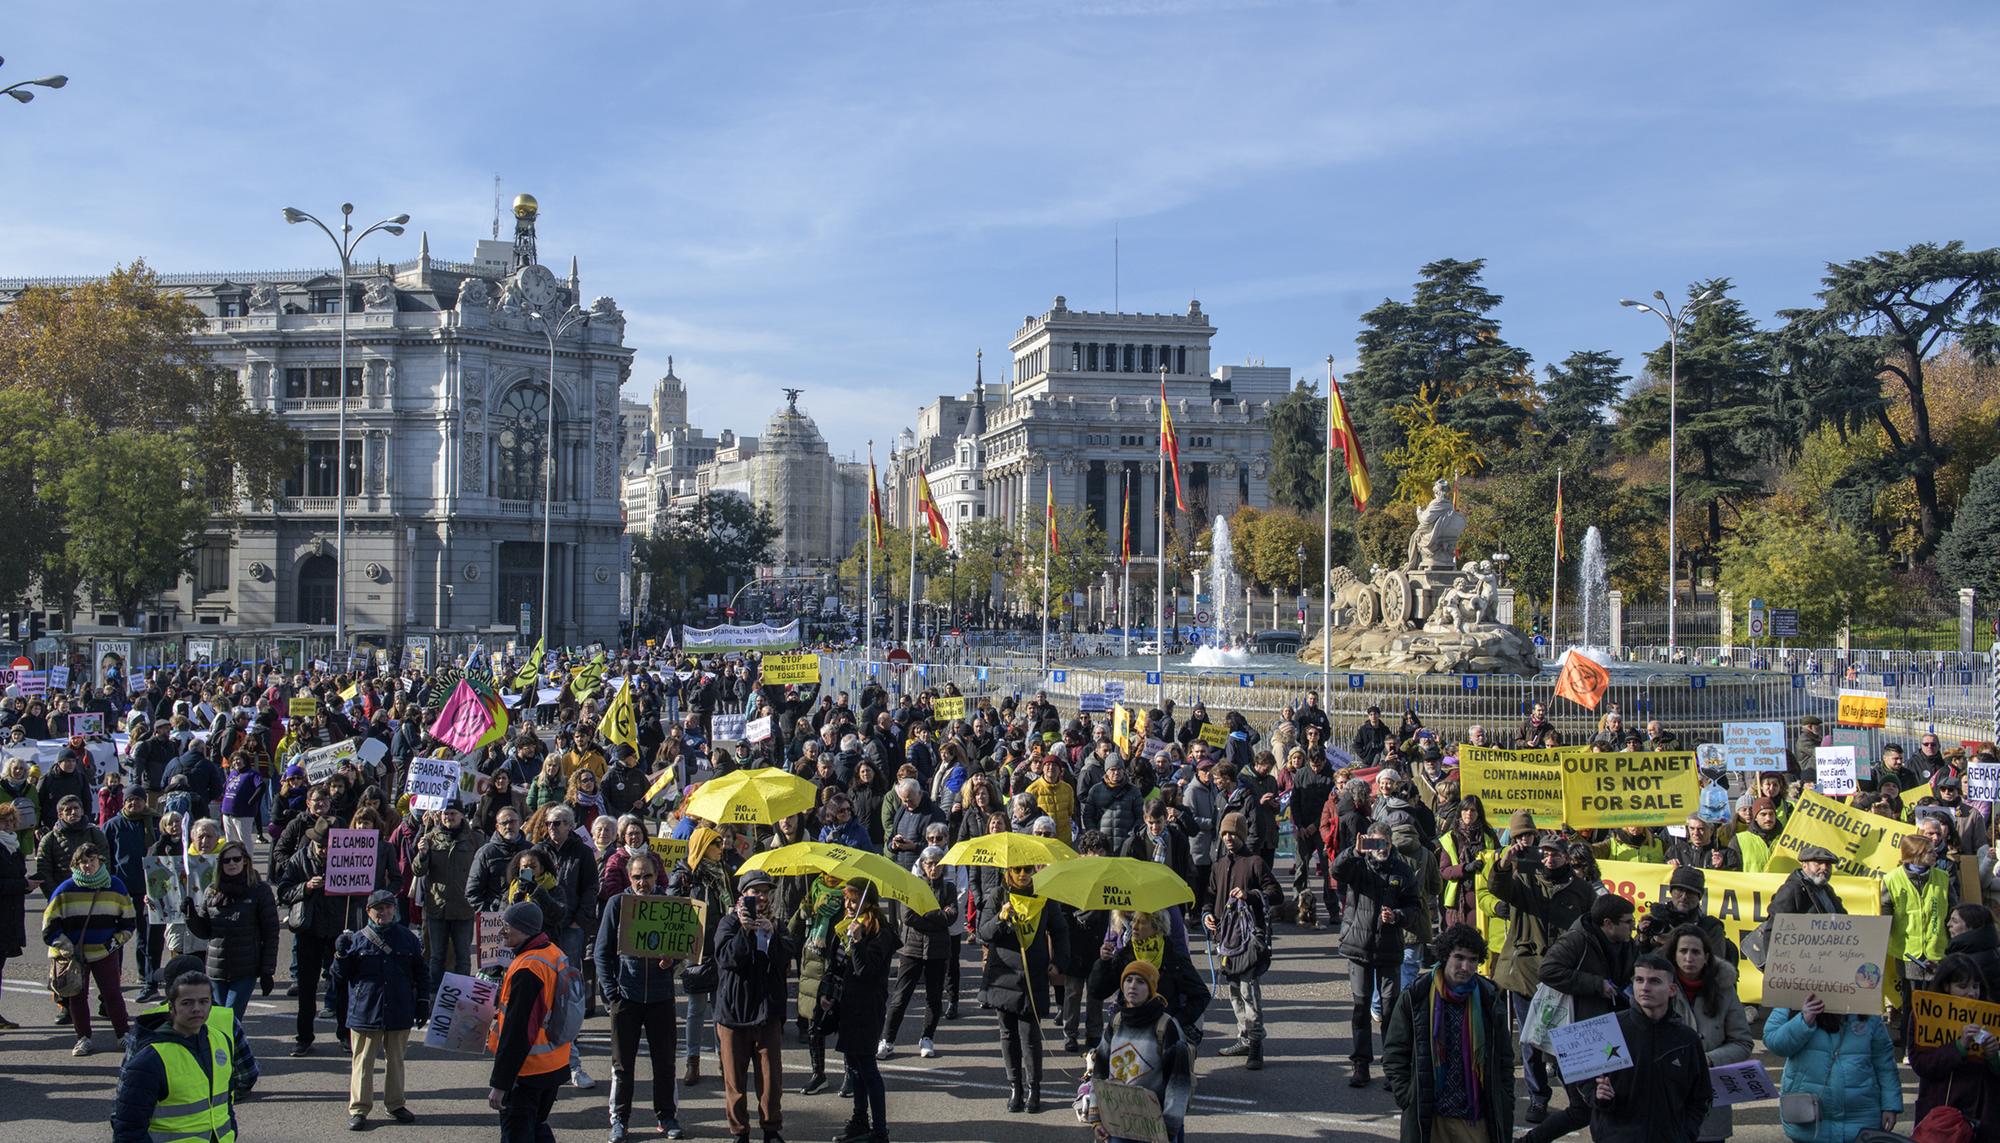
[1764,993,1903,1143]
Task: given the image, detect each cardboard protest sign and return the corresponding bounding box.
[1548,1012,1632,1082]
[299,738,388,785]
[648,837,691,868]
[1079,693,1109,713]
[1198,722,1228,749]
[931,696,965,721]
[1766,788,1920,877]
[325,828,380,895]
[759,653,821,685]
[424,972,500,1053]
[47,665,71,691]
[14,670,45,697]
[1837,689,1888,728]
[289,695,319,720]
[743,716,773,744]
[1457,746,1565,824]
[1722,721,1787,773]
[68,713,104,737]
[144,856,186,924]
[1760,912,1892,1015]
[183,853,217,900]
[1709,1060,1780,1106]
[1911,989,2000,1050]
[615,894,708,960]
[1560,751,1699,829]
[1814,746,1858,796]
[476,911,513,971]
[1095,1079,1170,1143]
[407,756,461,811]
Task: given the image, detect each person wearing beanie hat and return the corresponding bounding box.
[487,882,571,1140]
[1087,933,1194,1143]
[331,881,426,1129]
[1489,810,1600,1123]
[665,824,734,1090]
[1518,894,1638,1143]
[503,899,544,938]
[1202,804,1282,1073]
[1637,865,1733,961]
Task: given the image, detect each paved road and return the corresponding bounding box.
[0,900,1906,1142]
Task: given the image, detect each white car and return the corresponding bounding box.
[1135,640,1162,656]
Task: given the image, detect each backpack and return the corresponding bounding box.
[540,951,587,1049]
[1913,1105,1975,1143]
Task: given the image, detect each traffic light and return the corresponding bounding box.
[3,613,15,641]
[27,612,43,641]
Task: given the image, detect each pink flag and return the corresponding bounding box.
[428,680,494,753]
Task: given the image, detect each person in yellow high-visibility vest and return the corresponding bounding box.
[111,970,238,1143]
[487,900,571,1139]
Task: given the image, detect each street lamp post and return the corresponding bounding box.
[530,305,589,653]
[0,57,67,103]
[1295,542,1307,632]
[282,203,409,655]
[1620,287,1715,660]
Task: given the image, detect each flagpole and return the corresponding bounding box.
[1155,412,1166,698]
[1121,467,1131,659]
[1041,465,1052,676]
[866,441,876,672]
[907,504,917,651]
[1322,356,1334,711]
[1551,466,1563,654]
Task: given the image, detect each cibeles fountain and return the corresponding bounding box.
[1301,479,1541,675]
[1189,515,1254,669]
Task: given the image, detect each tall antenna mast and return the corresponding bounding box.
[492,175,502,240]
[1114,222,1120,313]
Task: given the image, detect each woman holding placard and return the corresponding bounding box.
[1665,924,1753,1142]
[1764,996,1902,1141]
[1909,953,2000,1141]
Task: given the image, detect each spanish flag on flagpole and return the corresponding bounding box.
[915,469,950,548]
[1120,469,1131,566]
[1328,372,1371,512]
[1159,375,1186,513]
[1554,470,1565,562]
[868,447,886,549]
[1046,466,1058,557]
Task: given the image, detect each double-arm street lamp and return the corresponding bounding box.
[1619,286,1717,658]
[531,305,589,653]
[282,203,409,654]
[1,57,67,103]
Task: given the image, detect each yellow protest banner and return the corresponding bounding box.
[1899,780,1935,820]
[645,766,680,806]
[761,653,821,685]
[1911,990,2000,1050]
[1837,690,1888,728]
[1112,705,1132,756]
[1559,751,1699,829]
[1198,722,1228,749]
[647,837,690,868]
[1767,787,1920,877]
[1457,746,1565,825]
[1596,858,1880,1005]
[932,696,965,721]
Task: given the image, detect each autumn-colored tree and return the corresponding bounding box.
[1384,385,1487,506]
[1717,508,1890,645]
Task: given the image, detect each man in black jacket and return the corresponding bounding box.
[1203,812,1283,1070]
[716,870,791,1143]
[1588,954,1712,1143]
[1288,747,1335,924]
[1383,924,1514,1143]
[1350,705,1392,765]
[1489,832,1600,1123]
[1521,895,1636,1143]
[1332,822,1421,1089]
[537,805,600,1091]
[1120,800,1195,890]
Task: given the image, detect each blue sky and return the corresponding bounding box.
[5,2,1997,461]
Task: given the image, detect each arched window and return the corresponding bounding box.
[495,384,553,501]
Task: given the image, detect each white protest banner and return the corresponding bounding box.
[1709,1060,1779,1106]
[744,716,773,744]
[1814,745,1858,796]
[1968,762,2000,803]
[1547,1011,1632,1082]
[299,737,388,785]
[324,828,379,895]
[1761,912,1892,1014]
[536,687,562,706]
[1722,721,1786,773]
[407,756,461,811]
[424,972,500,1053]
[712,712,747,743]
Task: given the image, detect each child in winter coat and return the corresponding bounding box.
[1087,958,1193,1143]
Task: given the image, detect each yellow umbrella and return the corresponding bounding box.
[940,832,1077,870]
[1031,856,1194,913]
[682,768,818,826]
[738,841,940,912]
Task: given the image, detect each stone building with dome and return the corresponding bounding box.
[0,194,636,648]
[888,297,1289,560]
[689,391,869,569]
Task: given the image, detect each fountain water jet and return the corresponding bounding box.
[1189,514,1253,668]
[1576,525,1610,661]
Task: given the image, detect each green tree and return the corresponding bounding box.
[1348,258,1534,471]
[1015,506,1107,617]
[1776,241,2000,552]
[1539,350,1629,446]
[1717,508,1889,645]
[637,492,779,613]
[1266,380,1329,514]
[40,426,210,621]
[1461,442,1617,613]
[1938,456,2000,601]
[1618,279,1780,588]
[1239,507,1331,594]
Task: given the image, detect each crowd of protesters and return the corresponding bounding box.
[0,648,1994,1143]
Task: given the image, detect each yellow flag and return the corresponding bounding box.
[603,680,638,753]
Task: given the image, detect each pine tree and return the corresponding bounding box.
[1539,350,1629,445]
